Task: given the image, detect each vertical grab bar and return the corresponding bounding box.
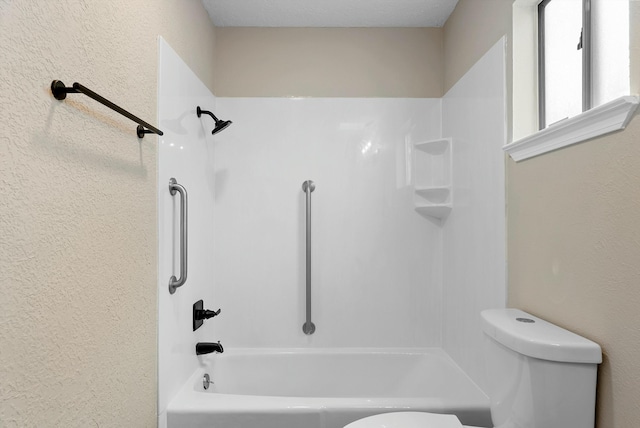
[302,180,316,335]
[169,178,188,294]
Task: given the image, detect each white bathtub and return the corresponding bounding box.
[167,348,491,428]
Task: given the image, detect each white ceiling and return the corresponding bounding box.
[202,0,460,28]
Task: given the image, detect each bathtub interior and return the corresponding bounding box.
[199,349,484,398]
[167,348,492,428]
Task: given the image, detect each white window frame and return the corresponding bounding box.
[538,0,591,129]
[505,0,638,162]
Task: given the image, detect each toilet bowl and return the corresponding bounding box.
[344,411,483,428]
[344,309,602,428]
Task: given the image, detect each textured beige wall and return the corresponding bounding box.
[507,117,640,428]
[631,0,640,96]
[443,0,513,93]
[442,0,640,427]
[508,2,640,425]
[0,1,215,427]
[214,27,443,97]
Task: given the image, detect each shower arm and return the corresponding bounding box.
[196,106,221,122]
[196,106,232,135]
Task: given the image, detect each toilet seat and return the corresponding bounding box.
[344,411,478,428]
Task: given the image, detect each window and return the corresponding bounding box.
[538,0,588,128]
[505,0,636,161]
[537,0,629,129]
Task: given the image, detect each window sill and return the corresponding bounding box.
[504,95,639,161]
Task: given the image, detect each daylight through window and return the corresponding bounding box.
[538,0,629,129]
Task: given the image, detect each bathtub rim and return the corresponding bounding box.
[168,347,489,414]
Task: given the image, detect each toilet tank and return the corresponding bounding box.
[481,309,601,428]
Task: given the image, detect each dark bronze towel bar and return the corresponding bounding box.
[50,80,163,138]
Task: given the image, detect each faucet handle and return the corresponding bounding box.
[198,308,221,320]
[193,300,221,331]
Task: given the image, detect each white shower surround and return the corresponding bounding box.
[212,97,443,348]
[157,38,218,427]
[157,37,506,426]
[442,38,507,390]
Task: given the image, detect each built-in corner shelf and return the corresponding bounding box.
[413,138,452,220]
[415,203,452,219]
[414,186,450,202]
[415,138,450,155]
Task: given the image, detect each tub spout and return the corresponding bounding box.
[196,341,224,355]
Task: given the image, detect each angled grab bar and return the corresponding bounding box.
[302,180,316,335]
[169,178,188,294]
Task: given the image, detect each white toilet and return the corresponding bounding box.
[345,308,602,428]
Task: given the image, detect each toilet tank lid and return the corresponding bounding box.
[481,309,602,364]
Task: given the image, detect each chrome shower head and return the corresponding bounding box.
[197,106,232,135]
